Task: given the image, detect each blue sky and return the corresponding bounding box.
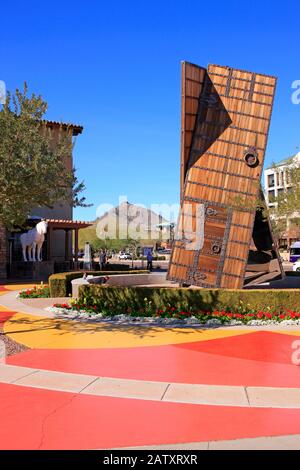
[1,0,299,221]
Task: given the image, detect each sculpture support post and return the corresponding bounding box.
[74,228,79,269]
[65,229,70,261]
[47,226,52,261]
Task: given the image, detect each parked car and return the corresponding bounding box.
[119,252,132,260]
[292,260,300,272]
[289,241,300,263]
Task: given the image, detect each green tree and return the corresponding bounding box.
[127,237,141,259]
[0,83,90,228]
[90,236,127,253]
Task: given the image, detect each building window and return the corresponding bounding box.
[285,169,292,185]
[277,188,284,196]
[268,189,275,202]
[268,174,275,187]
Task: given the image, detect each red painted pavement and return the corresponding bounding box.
[1,382,300,449]
[0,312,16,327]
[180,330,300,364]
[7,331,300,387]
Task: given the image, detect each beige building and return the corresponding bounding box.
[0,120,84,279]
[264,151,300,248]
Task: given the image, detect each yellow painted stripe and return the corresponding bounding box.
[3,313,254,349]
[4,284,37,291]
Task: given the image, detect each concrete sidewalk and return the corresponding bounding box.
[1,362,300,409]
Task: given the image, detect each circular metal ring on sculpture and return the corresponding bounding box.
[211,243,221,254]
[244,152,259,168]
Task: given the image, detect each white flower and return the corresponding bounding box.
[43,307,300,328]
[229,320,244,326]
[205,318,222,326]
[162,318,180,324]
[185,317,201,324]
[113,314,128,321]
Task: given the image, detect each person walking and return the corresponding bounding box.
[99,249,103,270]
[102,249,107,267]
[99,249,107,270]
[146,250,153,271]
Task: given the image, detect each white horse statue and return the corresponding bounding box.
[20,220,48,262]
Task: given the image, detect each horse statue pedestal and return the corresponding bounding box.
[9,260,54,281]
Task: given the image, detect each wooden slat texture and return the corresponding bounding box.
[168,62,283,288]
[180,62,206,200]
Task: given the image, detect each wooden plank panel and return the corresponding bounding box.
[220,275,241,289]
[194,270,217,285]
[198,255,220,271]
[231,211,253,226]
[168,62,279,288]
[226,241,250,260]
[180,62,206,199]
[188,168,258,195]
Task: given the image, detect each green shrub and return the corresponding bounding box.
[78,285,300,315]
[49,270,149,297]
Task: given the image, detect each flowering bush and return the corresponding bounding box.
[19,283,50,298]
[49,299,300,325]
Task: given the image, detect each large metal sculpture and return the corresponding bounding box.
[167,62,284,288]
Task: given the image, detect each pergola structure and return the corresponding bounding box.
[46,219,92,267]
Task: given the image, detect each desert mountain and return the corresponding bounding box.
[79,202,169,247]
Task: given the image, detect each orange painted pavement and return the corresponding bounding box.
[2,382,300,450]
